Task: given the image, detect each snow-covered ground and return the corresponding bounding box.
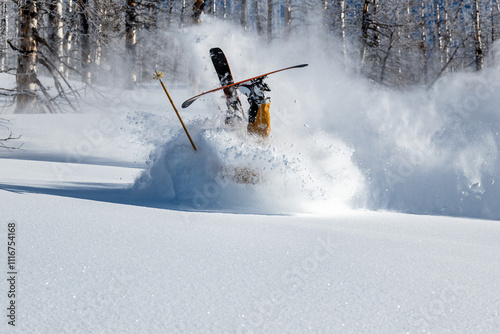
[1,20,500,333]
[1,187,499,333]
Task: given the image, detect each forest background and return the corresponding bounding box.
[0,0,498,114]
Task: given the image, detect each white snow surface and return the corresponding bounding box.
[1,20,500,333]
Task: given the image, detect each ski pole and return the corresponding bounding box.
[154,71,197,151]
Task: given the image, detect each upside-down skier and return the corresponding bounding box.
[181,47,307,140]
[237,76,271,138]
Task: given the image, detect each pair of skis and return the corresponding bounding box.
[182,48,308,109]
[155,47,308,151]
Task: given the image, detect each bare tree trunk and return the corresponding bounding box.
[339,0,347,69]
[361,0,370,65]
[434,0,444,64]
[373,1,380,46]
[16,0,38,113]
[497,0,500,36]
[284,0,291,37]
[80,0,91,83]
[1,0,8,71]
[267,0,272,43]
[491,0,496,43]
[208,0,216,16]
[444,0,451,65]
[241,0,247,28]
[361,0,379,66]
[95,5,104,67]
[126,0,137,86]
[395,0,402,77]
[473,0,484,70]
[322,0,329,32]
[167,0,174,28]
[63,0,74,79]
[254,0,262,35]
[420,0,428,84]
[448,0,464,72]
[48,0,64,74]
[380,31,394,84]
[180,0,186,25]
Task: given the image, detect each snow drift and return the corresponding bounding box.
[133,116,364,214]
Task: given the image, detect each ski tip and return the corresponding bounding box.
[181,100,192,108]
[297,64,309,68]
[209,47,223,55]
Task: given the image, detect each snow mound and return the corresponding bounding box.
[133,117,365,214]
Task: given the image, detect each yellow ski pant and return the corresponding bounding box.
[247,102,271,137]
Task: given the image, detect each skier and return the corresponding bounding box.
[238,76,271,137]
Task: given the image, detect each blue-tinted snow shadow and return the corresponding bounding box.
[0,182,289,216]
[3,182,500,220]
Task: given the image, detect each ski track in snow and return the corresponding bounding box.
[1,19,500,333]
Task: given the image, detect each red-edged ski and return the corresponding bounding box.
[182,64,308,108]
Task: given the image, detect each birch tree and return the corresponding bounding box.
[48,0,64,74]
[241,0,247,28]
[126,0,137,85]
[361,0,380,67]
[80,0,91,83]
[339,0,347,68]
[0,0,9,72]
[419,0,429,83]
[62,0,77,80]
[473,0,484,70]
[15,0,38,113]
[266,0,273,43]
[254,0,263,35]
[284,0,291,37]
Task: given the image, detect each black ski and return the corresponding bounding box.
[209,47,244,120]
